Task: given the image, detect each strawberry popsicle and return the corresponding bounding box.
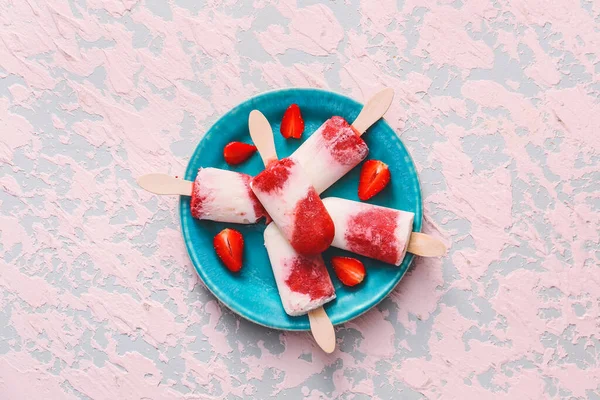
[191,167,268,224]
[322,197,415,266]
[264,223,336,316]
[292,116,369,194]
[251,158,334,255]
[291,88,394,194]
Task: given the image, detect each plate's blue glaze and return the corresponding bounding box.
[180,88,422,331]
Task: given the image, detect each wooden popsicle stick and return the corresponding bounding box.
[137,173,193,196]
[351,88,395,136]
[248,110,278,165]
[408,232,447,257]
[308,307,336,353]
[249,109,337,353]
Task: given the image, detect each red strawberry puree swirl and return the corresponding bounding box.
[252,158,334,255]
[345,208,400,264]
[320,116,368,166]
[290,189,335,255]
[284,255,335,300]
[251,158,294,193]
[190,182,208,219]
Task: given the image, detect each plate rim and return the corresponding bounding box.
[179,87,422,331]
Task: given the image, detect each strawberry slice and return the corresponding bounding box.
[224,142,257,165]
[358,160,391,201]
[213,228,244,272]
[331,257,365,286]
[280,104,304,139]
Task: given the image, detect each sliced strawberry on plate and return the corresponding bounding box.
[224,142,257,165]
[331,256,365,287]
[358,160,391,201]
[213,228,244,272]
[280,104,304,139]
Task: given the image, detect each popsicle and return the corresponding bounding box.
[249,110,336,353]
[249,112,335,256]
[292,88,394,194]
[137,168,268,224]
[264,223,336,316]
[323,197,446,264]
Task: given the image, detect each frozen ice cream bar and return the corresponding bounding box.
[322,197,415,265]
[292,88,395,195]
[264,223,336,316]
[251,157,335,255]
[292,116,369,194]
[191,167,268,224]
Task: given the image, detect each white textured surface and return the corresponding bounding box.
[392,209,414,265]
[323,197,355,250]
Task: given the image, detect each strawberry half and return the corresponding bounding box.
[224,142,257,165]
[213,228,244,272]
[331,257,365,287]
[280,104,304,139]
[358,160,391,201]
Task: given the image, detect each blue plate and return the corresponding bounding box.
[180,88,422,331]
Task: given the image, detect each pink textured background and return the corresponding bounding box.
[1,0,599,398]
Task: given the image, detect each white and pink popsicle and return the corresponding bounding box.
[292,116,369,194]
[322,197,415,266]
[291,88,394,194]
[264,223,336,316]
[137,168,268,224]
[251,157,335,255]
[249,110,335,256]
[190,167,268,224]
